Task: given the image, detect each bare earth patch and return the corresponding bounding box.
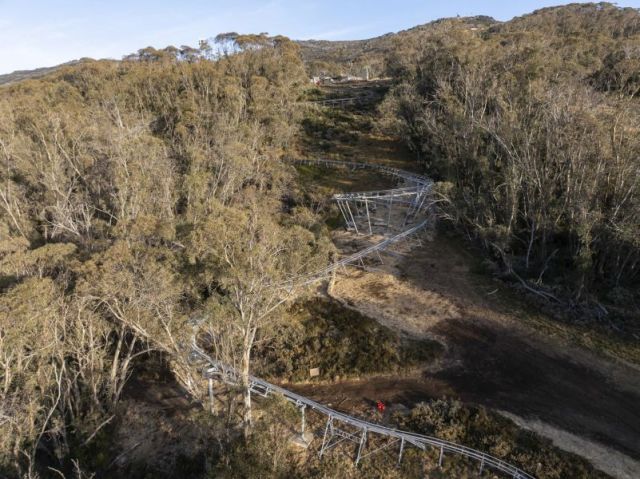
[500,411,640,479]
[332,267,460,339]
[322,230,640,479]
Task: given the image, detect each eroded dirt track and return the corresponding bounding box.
[293,232,640,478]
[431,317,640,459]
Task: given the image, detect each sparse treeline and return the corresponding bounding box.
[0,35,332,476]
[381,3,640,310]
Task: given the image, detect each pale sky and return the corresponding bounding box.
[2,0,640,74]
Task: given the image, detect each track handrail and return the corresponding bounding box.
[277,219,429,289]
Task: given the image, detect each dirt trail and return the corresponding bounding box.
[302,232,640,478]
[298,84,640,478]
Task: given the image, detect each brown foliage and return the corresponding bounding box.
[381,4,640,308]
[0,35,330,476]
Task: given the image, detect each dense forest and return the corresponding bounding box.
[379,3,640,321]
[0,35,334,477]
[1,3,639,478]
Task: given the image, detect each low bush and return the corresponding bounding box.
[255,299,443,381]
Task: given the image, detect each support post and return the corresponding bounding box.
[337,200,350,229]
[387,195,394,229]
[345,201,360,234]
[364,199,373,235]
[300,405,306,435]
[208,378,215,414]
[402,207,411,228]
[415,188,429,213]
[319,416,333,458]
[479,456,485,475]
[397,437,405,466]
[438,445,444,467]
[355,429,367,466]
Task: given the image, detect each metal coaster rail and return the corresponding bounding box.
[276,218,429,290]
[270,158,434,289]
[191,344,535,479]
[192,158,537,478]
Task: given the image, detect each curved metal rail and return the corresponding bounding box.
[270,159,435,290]
[192,344,535,479]
[293,158,432,187]
[194,159,536,478]
[276,218,429,290]
[292,159,433,234]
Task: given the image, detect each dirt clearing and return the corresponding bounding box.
[309,229,640,479]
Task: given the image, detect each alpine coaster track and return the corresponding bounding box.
[192,159,536,478]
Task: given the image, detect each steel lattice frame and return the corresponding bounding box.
[278,159,435,288]
[191,345,535,479]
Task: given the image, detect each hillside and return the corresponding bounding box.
[1,3,639,479]
[0,16,494,87]
[0,59,93,85]
[378,2,640,311]
[297,16,497,77]
[298,2,640,324]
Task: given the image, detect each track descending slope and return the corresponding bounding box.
[275,159,433,289]
[193,159,536,478]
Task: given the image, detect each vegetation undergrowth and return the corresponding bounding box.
[255,298,443,382]
[395,399,610,479]
[379,4,640,330]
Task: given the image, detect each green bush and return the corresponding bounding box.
[255,299,443,381]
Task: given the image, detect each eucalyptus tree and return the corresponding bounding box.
[188,199,332,435]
